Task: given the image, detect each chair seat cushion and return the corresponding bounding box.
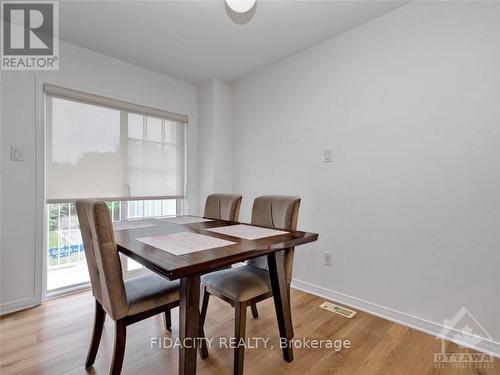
[125,272,179,316]
[202,265,271,302]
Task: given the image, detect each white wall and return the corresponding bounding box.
[232,0,500,350]
[0,41,198,313]
[212,79,233,193]
[197,78,233,213]
[197,81,215,213]
[1,71,38,311]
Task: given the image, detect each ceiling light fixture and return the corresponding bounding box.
[225,0,256,14]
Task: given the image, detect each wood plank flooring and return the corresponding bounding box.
[1,289,498,375]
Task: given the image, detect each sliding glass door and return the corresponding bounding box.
[43,84,188,296]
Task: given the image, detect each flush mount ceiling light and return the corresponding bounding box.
[225,0,256,14]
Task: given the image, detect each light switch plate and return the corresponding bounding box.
[10,146,23,161]
[324,149,332,163]
[323,251,332,266]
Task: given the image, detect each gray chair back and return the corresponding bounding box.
[204,193,242,221]
[246,195,301,280]
[76,199,128,320]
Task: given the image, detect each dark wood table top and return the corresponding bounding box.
[114,216,318,280]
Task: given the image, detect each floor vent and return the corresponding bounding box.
[320,302,357,319]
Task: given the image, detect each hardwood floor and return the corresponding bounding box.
[1,289,498,375]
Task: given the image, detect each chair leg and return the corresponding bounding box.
[234,303,247,375]
[286,283,294,337]
[199,287,210,359]
[250,303,259,319]
[110,320,126,375]
[85,299,106,368]
[163,309,172,331]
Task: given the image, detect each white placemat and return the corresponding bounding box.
[205,224,288,240]
[113,221,156,231]
[155,216,214,224]
[137,232,236,255]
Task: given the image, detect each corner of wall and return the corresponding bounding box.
[196,78,234,211]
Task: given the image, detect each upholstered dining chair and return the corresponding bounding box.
[76,200,180,375]
[199,195,301,375]
[204,193,242,221]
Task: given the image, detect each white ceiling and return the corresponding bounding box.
[59,1,408,83]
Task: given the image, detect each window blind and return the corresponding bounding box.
[44,84,187,203]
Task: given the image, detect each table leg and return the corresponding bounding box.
[267,251,294,362]
[179,274,201,375]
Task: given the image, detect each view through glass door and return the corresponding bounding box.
[46,199,179,293]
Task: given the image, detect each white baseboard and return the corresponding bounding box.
[0,297,38,316]
[291,278,500,359]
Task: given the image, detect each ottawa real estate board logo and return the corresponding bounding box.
[1,0,58,70]
[434,307,495,369]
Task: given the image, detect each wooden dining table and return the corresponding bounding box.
[113,216,319,375]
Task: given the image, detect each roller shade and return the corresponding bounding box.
[45,85,187,202]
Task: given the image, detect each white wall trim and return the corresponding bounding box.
[34,76,45,306]
[292,278,500,359]
[0,297,38,316]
